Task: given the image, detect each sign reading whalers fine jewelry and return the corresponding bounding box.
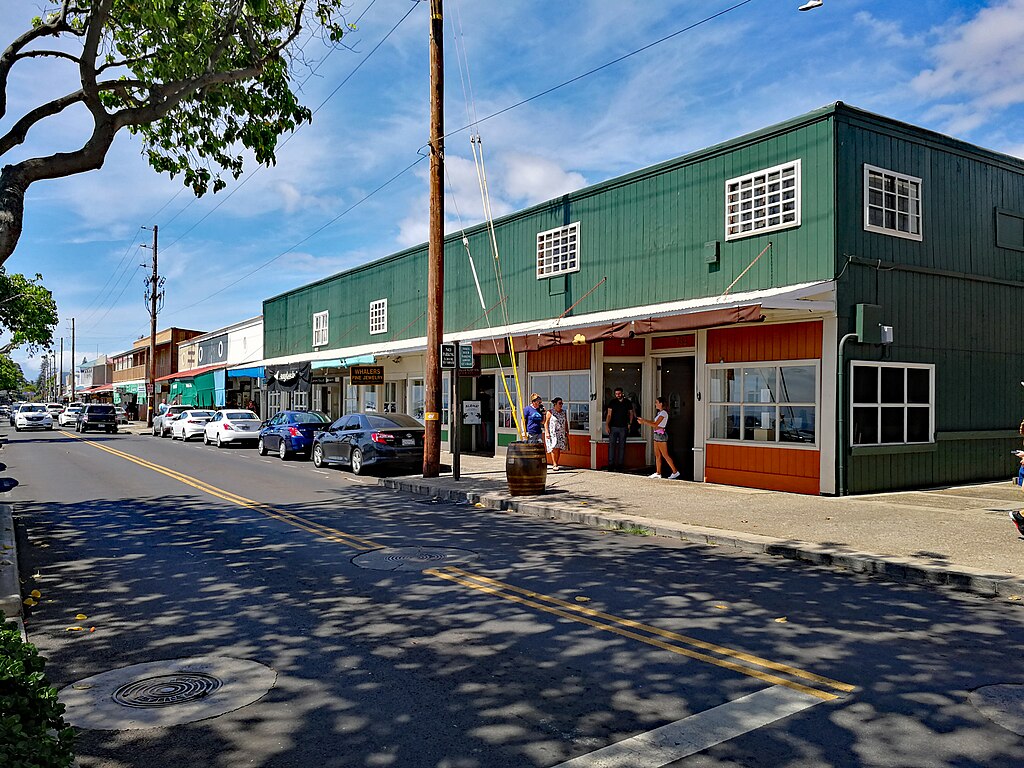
[350,365,384,385]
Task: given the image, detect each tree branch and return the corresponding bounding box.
[96,51,157,75]
[12,49,82,65]
[0,90,85,156]
[79,0,114,117]
[0,9,78,119]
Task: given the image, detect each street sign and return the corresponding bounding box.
[458,343,475,369]
[350,365,384,385]
[440,342,456,369]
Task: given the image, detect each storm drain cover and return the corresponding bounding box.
[969,684,1024,735]
[352,545,478,571]
[60,656,276,730]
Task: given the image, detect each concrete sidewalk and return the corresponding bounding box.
[381,452,1024,598]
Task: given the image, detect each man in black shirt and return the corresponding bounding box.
[605,387,635,470]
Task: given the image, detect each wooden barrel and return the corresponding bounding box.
[506,441,547,495]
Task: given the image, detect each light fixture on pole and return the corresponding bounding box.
[798,0,824,10]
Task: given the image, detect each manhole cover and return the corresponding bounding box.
[969,684,1024,735]
[352,546,478,571]
[60,656,276,730]
[113,673,223,708]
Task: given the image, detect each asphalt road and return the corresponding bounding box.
[5,426,1024,767]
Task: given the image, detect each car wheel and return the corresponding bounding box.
[312,444,325,468]
[47,425,53,431]
[257,438,267,456]
[14,425,20,432]
[278,440,288,461]
[216,433,224,448]
[350,448,364,475]
[202,432,210,445]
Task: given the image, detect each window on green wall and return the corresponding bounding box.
[725,160,801,240]
[851,362,933,445]
[863,165,922,241]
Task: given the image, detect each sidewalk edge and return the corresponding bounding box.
[380,478,1024,599]
[1,502,22,620]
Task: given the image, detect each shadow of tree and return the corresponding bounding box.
[12,479,1024,767]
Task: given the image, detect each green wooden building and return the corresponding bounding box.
[259,102,1024,494]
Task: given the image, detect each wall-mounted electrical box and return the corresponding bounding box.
[855,303,883,344]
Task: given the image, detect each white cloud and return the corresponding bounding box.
[499,153,586,205]
[912,0,1024,127]
[853,11,923,49]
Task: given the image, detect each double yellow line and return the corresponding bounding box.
[427,566,853,701]
[64,431,854,700]
[61,431,381,551]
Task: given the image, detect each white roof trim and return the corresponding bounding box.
[259,280,835,367]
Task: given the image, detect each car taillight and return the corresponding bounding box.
[370,432,393,444]
[222,423,233,430]
[187,419,203,424]
[288,426,301,437]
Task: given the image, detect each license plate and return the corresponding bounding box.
[402,438,415,446]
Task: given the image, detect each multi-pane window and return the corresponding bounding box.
[725,160,801,240]
[708,362,818,445]
[409,378,425,422]
[369,299,388,335]
[496,374,518,430]
[864,164,922,240]
[312,310,329,347]
[530,371,591,432]
[851,362,933,445]
[268,391,282,415]
[291,390,309,411]
[382,381,399,413]
[344,381,358,414]
[536,222,581,278]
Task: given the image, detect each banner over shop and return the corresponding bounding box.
[265,362,312,393]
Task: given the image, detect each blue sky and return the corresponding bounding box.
[4,0,1024,379]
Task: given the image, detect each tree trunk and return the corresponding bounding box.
[0,166,26,266]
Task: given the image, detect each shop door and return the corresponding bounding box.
[659,357,695,480]
[469,374,495,456]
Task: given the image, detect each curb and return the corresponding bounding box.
[379,478,1024,599]
[1,502,21,620]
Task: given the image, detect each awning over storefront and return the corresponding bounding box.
[311,355,376,370]
[80,384,113,394]
[155,362,225,383]
[227,366,264,378]
[168,370,223,407]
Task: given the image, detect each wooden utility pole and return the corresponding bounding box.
[422,0,444,477]
[145,226,161,427]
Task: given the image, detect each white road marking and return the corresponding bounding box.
[312,470,330,476]
[552,685,826,768]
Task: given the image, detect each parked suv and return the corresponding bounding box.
[76,404,118,434]
[153,405,192,437]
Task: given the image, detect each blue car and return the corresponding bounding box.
[257,410,330,460]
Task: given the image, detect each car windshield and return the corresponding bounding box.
[89,405,115,414]
[366,414,423,429]
[225,411,258,420]
[291,411,329,424]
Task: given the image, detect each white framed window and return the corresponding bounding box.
[409,377,425,422]
[382,381,399,413]
[312,310,329,347]
[344,380,358,414]
[707,361,818,446]
[268,390,282,415]
[725,160,801,240]
[536,222,581,279]
[496,374,518,430]
[864,164,922,241]
[850,362,933,445]
[530,371,591,432]
[291,390,309,411]
[369,299,388,335]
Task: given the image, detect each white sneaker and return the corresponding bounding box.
[668,471,681,480]
[648,472,661,479]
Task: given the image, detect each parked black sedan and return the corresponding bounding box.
[312,412,425,475]
[256,410,330,460]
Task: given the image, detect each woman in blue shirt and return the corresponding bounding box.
[523,393,545,444]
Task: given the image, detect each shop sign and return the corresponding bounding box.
[197,334,228,365]
[462,400,481,425]
[350,365,384,385]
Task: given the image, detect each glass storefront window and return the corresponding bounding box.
[530,371,590,433]
[496,374,518,430]
[410,378,424,422]
[707,361,818,445]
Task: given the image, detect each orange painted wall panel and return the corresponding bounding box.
[705,443,820,494]
[651,334,696,350]
[528,345,590,372]
[706,321,822,363]
[603,338,646,357]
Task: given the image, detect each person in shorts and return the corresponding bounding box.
[636,396,681,479]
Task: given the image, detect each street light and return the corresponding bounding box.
[799,0,823,10]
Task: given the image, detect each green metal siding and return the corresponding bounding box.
[265,116,837,359]
[835,109,1024,492]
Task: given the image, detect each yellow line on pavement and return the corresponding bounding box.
[61,431,381,551]
[443,566,854,695]
[427,567,851,701]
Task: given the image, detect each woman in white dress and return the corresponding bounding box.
[636,396,681,479]
[544,397,569,471]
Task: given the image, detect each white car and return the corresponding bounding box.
[169,410,215,441]
[45,402,63,418]
[58,403,85,427]
[203,409,262,447]
[14,404,53,431]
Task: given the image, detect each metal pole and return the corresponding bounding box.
[70,317,75,402]
[146,226,158,427]
[422,0,445,477]
[453,343,460,481]
[59,338,64,401]
[836,332,858,496]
